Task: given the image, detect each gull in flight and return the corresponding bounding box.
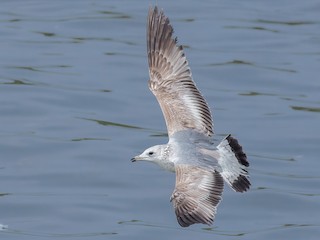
[131,6,250,227]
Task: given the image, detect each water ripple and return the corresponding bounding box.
[291,106,320,113]
[80,117,143,129]
[209,59,296,73]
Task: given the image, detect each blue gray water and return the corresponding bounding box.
[1,0,319,239]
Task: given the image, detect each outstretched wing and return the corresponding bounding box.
[170,165,224,227]
[147,6,213,137]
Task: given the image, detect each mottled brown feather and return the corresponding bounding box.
[147,6,213,137]
[170,165,224,227]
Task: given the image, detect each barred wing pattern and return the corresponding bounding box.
[170,165,224,227]
[147,7,213,137]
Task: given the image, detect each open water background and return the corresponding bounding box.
[1,0,319,239]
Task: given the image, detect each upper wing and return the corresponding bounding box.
[170,165,224,227]
[147,6,213,137]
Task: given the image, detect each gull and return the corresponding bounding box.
[131,6,250,227]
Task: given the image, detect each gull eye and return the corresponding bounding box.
[148,151,154,156]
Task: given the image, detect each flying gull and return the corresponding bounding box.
[131,6,250,227]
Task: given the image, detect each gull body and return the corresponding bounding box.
[132,6,250,227]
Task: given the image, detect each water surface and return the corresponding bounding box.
[1,0,319,239]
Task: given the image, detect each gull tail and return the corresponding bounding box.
[217,134,250,192]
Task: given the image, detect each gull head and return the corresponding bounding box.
[131,145,164,162]
[131,144,174,171]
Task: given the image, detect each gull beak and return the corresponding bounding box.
[131,155,143,162]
